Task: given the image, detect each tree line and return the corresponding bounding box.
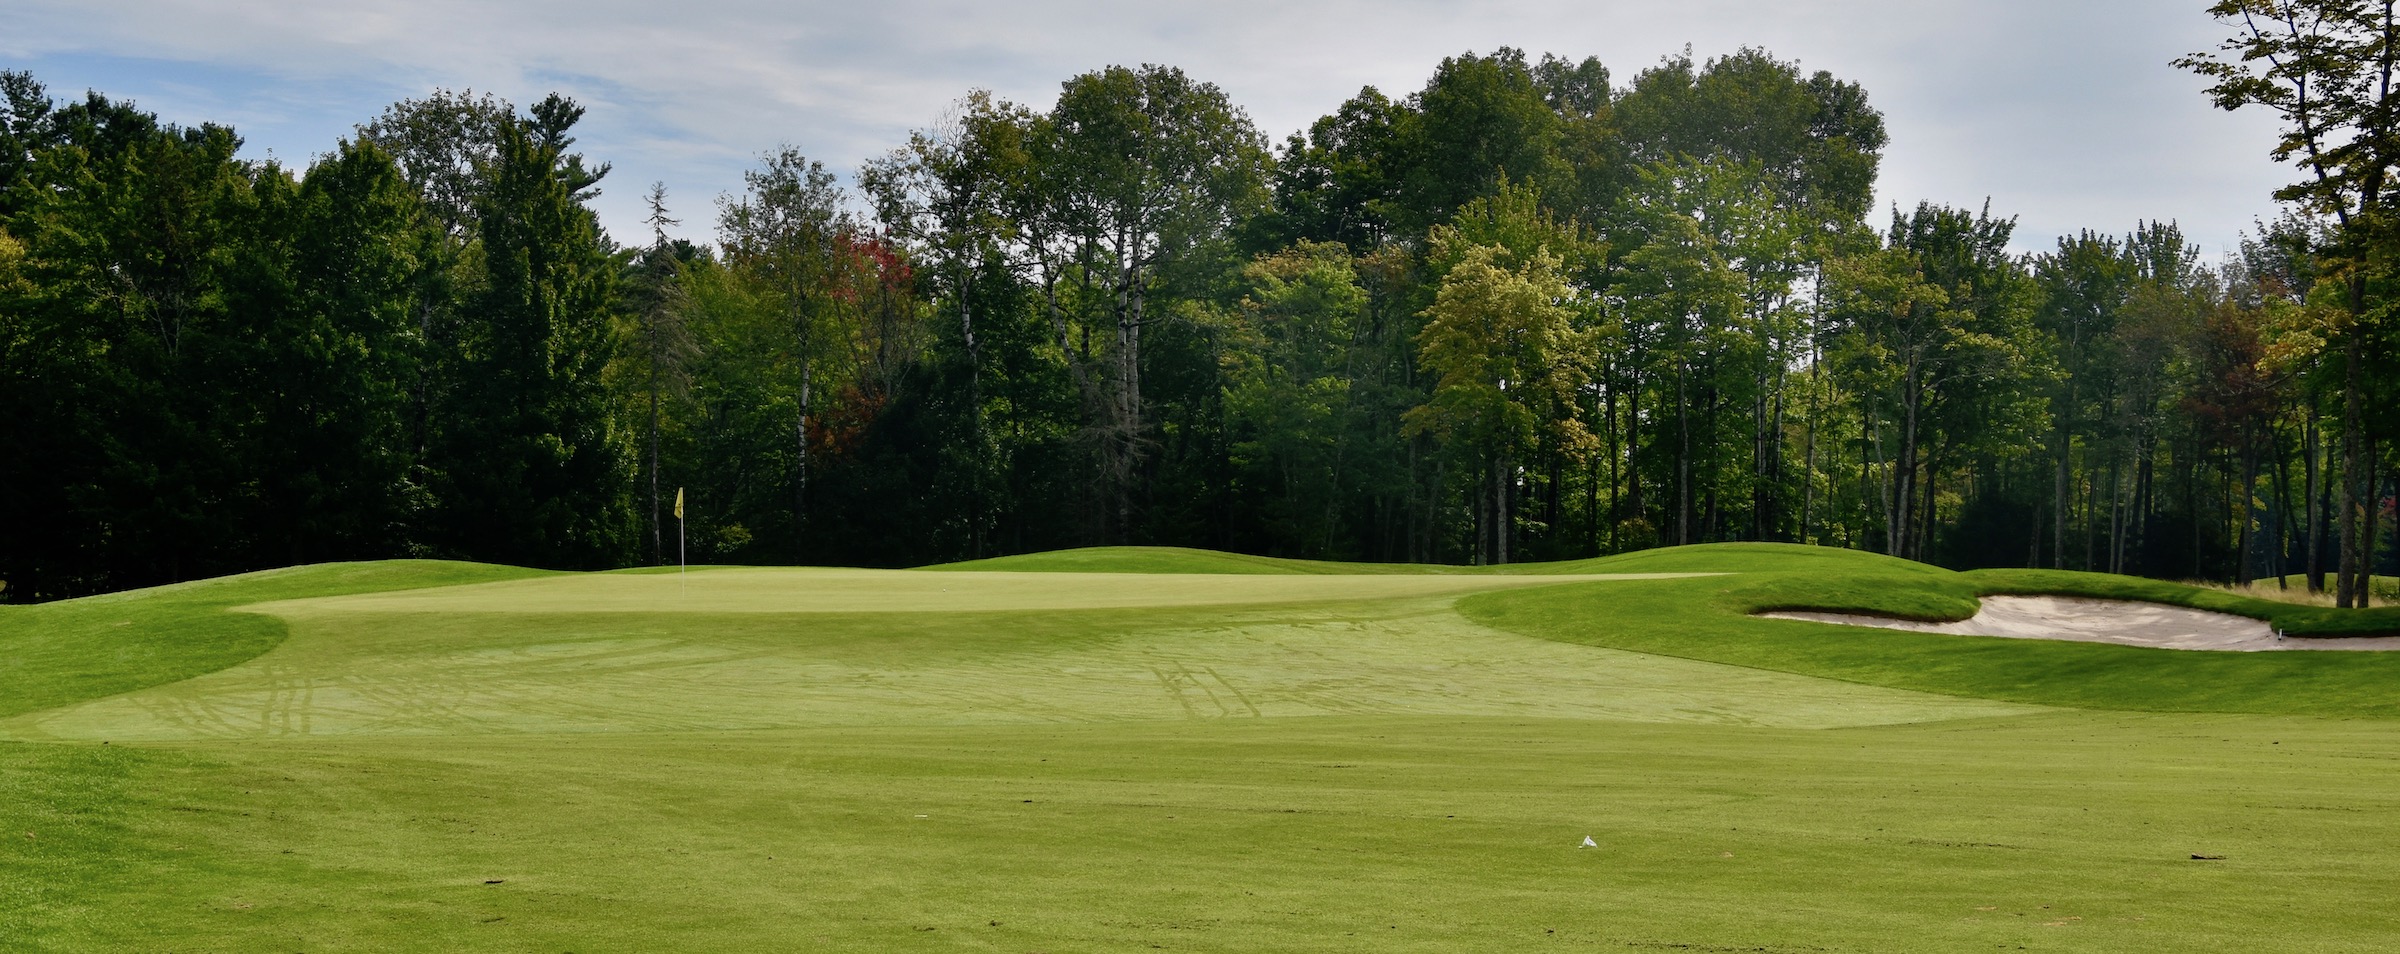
[2,34,2394,602]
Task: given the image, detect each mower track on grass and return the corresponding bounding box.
[0,569,2035,741]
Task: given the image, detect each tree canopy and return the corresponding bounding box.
[2,38,2395,603]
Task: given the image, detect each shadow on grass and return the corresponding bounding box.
[0,561,557,720]
[1464,565,2400,719]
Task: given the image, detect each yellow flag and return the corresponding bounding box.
[674,487,685,520]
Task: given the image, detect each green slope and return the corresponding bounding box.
[924,540,1944,577]
[2,568,2005,742]
[1464,559,2400,718]
[923,545,1496,574]
[9,544,2400,951]
[0,561,557,719]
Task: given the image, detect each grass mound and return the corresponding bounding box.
[12,545,2400,951]
[925,540,1938,577]
[1556,540,1955,578]
[923,545,1490,574]
[1465,556,2400,718]
[0,560,554,719]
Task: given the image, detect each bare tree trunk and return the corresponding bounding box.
[1892,363,1921,559]
[1868,414,1889,553]
[2357,431,2380,608]
[1623,364,1643,544]
[2339,331,2362,608]
[2052,427,2068,569]
[1800,367,1819,545]
[1117,305,1141,542]
[2377,447,2390,607]
[2307,412,2326,593]
[1545,440,1562,556]
[1677,364,1693,547]
[2273,414,2297,590]
[2238,427,2259,586]
[2055,370,2079,570]
[1762,367,1787,542]
[2082,459,2097,573]
[1593,382,1609,554]
[2134,434,2156,574]
[797,360,811,554]
[1753,371,1770,541]
[649,378,661,565]
[1495,453,1511,565]
[1110,247,1147,545]
[1924,453,1940,562]
[962,273,987,559]
[2108,457,2124,575]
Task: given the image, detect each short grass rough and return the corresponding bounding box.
[6,544,2400,952]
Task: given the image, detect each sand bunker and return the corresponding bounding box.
[1763,595,2400,652]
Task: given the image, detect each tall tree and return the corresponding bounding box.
[1220,241,1370,557]
[2183,0,2400,605]
[1827,204,2038,560]
[717,146,851,553]
[1407,240,1592,563]
[1022,64,1271,540]
[264,138,435,564]
[355,89,512,238]
[862,91,1037,557]
[425,105,629,567]
[617,182,698,565]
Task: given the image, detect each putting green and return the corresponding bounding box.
[7,546,2399,952]
[255,566,1715,613]
[2,569,2025,742]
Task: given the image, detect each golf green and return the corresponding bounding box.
[5,544,2397,951]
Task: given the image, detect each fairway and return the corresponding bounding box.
[7,545,2400,952]
[2,569,2016,743]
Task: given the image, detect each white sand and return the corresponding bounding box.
[1762,595,2400,652]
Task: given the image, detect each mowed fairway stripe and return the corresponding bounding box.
[0,571,2035,741]
[26,713,2400,953]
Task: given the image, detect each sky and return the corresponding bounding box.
[3,0,2294,261]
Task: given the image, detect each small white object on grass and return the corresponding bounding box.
[1579,836,1597,848]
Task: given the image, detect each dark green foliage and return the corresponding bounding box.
[3,115,253,592]
[0,82,633,596]
[1389,49,1572,236]
[422,114,629,568]
[5,28,2398,631]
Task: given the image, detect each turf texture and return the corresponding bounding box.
[5,544,2399,952]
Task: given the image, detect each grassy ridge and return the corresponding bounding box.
[930,541,1941,577]
[924,545,1469,574]
[10,545,2391,729]
[9,544,2400,950]
[1465,567,2400,718]
[0,561,555,719]
[1966,568,2400,636]
[941,541,2400,716]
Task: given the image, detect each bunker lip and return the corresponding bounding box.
[1762,595,2400,652]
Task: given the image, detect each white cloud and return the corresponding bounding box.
[9,0,2294,258]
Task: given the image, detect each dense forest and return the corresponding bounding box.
[3,23,2397,602]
